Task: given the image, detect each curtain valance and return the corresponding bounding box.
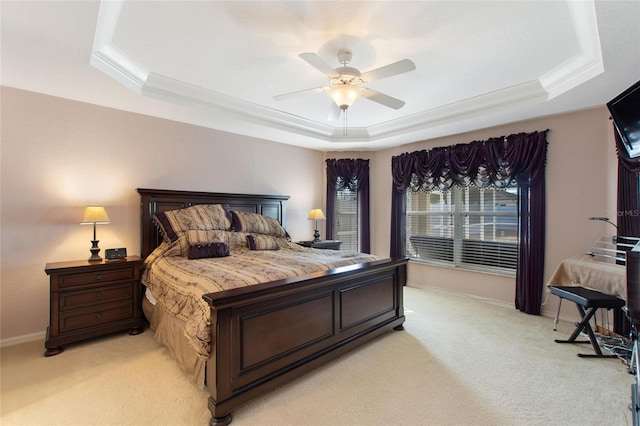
[392,130,548,192]
[617,132,640,174]
[326,159,369,192]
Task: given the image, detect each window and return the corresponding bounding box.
[406,185,518,274]
[326,158,370,253]
[335,179,358,251]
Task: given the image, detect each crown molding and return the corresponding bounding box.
[539,0,604,99]
[91,0,604,146]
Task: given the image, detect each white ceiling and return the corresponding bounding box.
[1,1,639,151]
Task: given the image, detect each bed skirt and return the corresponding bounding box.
[142,297,207,388]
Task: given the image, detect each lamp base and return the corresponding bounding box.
[88,240,102,262]
[313,229,321,243]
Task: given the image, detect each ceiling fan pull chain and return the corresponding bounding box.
[343,108,348,136]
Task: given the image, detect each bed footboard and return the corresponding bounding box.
[203,257,408,425]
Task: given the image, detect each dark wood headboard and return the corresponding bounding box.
[137,188,289,259]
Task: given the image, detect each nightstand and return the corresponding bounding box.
[44,256,144,356]
[297,240,342,250]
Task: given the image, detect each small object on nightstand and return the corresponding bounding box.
[105,248,127,260]
[297,240,342,250]
[43,256,144,356]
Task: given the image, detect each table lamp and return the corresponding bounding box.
[81,206,110,261]
[308,209,326,242]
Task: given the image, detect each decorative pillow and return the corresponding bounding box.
[153,204,232,243]
[185,229,227,246]
[188,242,230,259]
[225,231,250,250]
[230,210,288,237]
[247,234,281,251]
[161,230,228,257]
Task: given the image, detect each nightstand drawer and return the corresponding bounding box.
[59,303,134,333]
[59,283,133,310]
[58,267,136,289]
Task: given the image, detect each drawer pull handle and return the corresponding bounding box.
[96,274,103,280]
[95,313,102,319]
[95,292,102,299]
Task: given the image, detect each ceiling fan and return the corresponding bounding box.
[274,49,416,121]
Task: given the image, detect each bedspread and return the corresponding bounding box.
[141,242,378,358]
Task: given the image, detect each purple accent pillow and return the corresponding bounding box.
[246,234,281,251]
[230,210,241,232]
[153,211,179,242]
[187,242,230,259]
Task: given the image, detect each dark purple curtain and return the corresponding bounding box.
[614,129,640,333]
[390,186,406,260]
[391,130,549,314]
[616,131,640,237]
[326,159,370,253]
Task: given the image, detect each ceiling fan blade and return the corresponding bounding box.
[360,59,416,82]
[361,87,406,110]
[273,87,325,101]
[299,53,340,78]
[327,101,342,121]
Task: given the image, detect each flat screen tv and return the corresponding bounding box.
[607,79,640,158]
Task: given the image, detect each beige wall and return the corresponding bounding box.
[0,87,325,343]
[363,107,618,317]
[0,86,619,344]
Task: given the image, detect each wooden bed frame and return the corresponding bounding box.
[138,188,408,425]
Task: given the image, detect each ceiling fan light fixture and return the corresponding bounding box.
[328,84,361,110]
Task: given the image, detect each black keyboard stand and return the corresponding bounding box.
[550,286,625,358]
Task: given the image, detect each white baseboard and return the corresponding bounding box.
[0,331,46,348]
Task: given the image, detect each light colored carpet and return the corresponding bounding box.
[1,286,634,425]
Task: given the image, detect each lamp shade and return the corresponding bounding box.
[81,206,110,224]
[328,84,361,110]
[308,209,326,221]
